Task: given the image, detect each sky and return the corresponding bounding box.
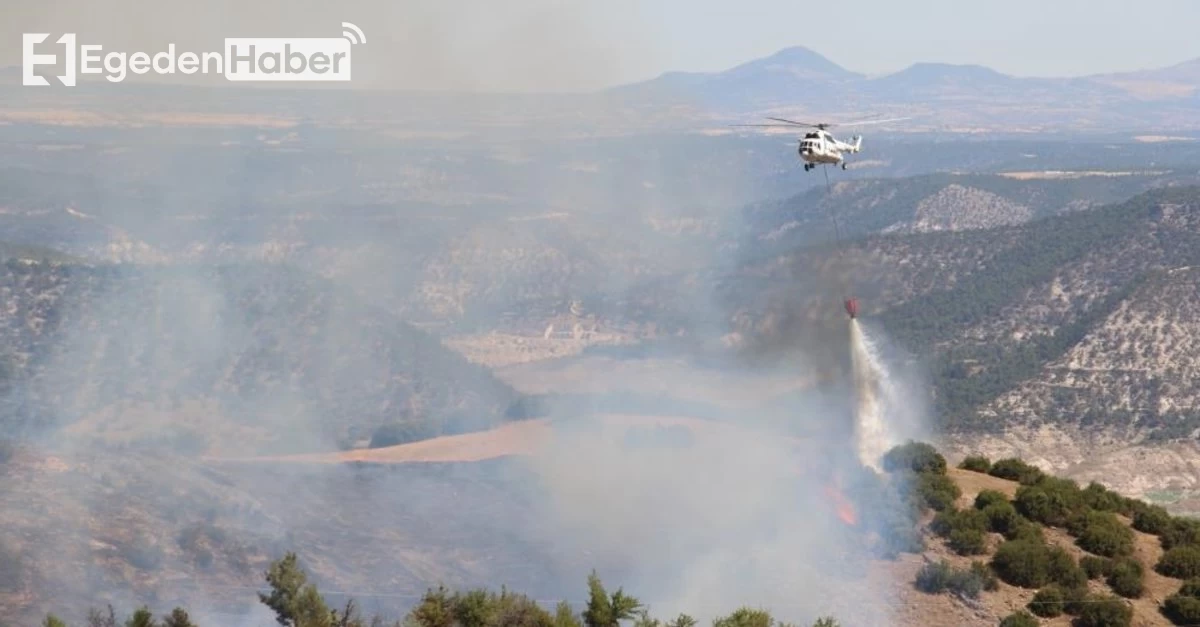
[3,0,1199,91]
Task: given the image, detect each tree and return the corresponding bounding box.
[582,572,641,627]
[163,608,198,627]
[711,608,772,627]
[259,552,332,627]
[43,616,68,627]
[1073,594,1131,627]
[125,607,158,627]
[810,619,839,627]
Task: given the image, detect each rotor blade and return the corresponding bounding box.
[764,117,821,127]
[729,124,810,128]
[835,116,911,127]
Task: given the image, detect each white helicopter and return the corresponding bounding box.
[733,115,909,171]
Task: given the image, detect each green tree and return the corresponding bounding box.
[258,552,332,627]
[43,616,68,627]
[810,619,839,627]
[162,608,197,627]
[711,608,772,627]
[582,572,641,627]
[125,607,158,627]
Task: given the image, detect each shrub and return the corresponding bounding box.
[1178,578,1200,598]
[974,489,1009,510]
[1161,518,1200,550]
[914,560,994,599]
[1047,545,1088,590]
[998,610,1039,627]
[1028,585,1064,618]
[1074,512,1135,558]
[992,539,1053,588]
[1106,558,1144,598]
[1080,555,1112,580]
[1163,594,1200,625]
[1073,594,1132,627]
[930,508,988,538]
[1082,482,1127,514]
[958,455,991,473]
[916,472,961,512]
[1131,504,1172,536]
[989,458,1045,484]
[948,528,988,556]
[1158,545,1200,579]
[981,501,1022,536]
[1006,519,1046,543]
[1014,478,1086,528]
[914,561,953,594]
[883,441,947,475]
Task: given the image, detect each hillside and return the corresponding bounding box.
[0,260,519,452]
[18,440,1200,627]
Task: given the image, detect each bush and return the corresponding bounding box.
[1080,555,1112,580]
[1006,519,1046,543]
[1047,545,1088,590]
[1073,512,1135,558]
[958,455,992,473]
[1073,594,1132,627]
[1163,594,1200,625]
[1014,478,1087,528]
[998,610,1039,627]
[981,501,1022,536]
[1106,558,1144,598]
[974,489,1009,510]
[914,561,954,594]
[988,458,1045,484]
[930,508,988,537]
[992,539,1053,588]
[1082,482,1127,514]
[914,560,994,599]
[1028,585,1064,618]
[1158,545,1200,579]
[1131,504,1172,536]
[883,441,947,475]
[1161,518,1200,550]
[948,528,988,556]
[916,472,961,512]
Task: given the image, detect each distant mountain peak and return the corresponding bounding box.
[724,45,860,80]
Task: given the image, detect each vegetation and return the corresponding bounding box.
[914,560,997,599]
[34,554,846,627]
[997,610,1039,627]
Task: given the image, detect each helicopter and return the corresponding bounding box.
[733,115,909,171]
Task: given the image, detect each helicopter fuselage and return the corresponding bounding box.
[798,131,862,170]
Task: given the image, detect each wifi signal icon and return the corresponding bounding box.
[341,22,366,45]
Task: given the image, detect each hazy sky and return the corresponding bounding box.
[4,0,1198,91]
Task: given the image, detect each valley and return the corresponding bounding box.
[2,33,1200,627]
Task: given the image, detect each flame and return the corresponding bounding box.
[823,483,858,526]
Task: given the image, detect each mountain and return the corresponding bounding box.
[0,260,520,453]
[606,47,1200,131]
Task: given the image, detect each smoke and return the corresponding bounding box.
[0,3,931,627]
[849,319,930,471]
